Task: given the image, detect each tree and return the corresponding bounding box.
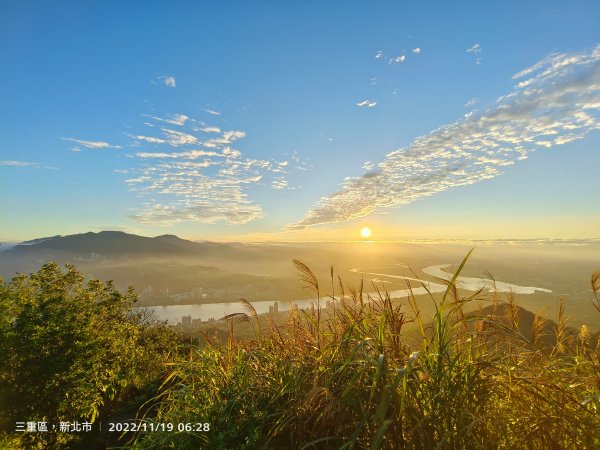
[0,262,174,448]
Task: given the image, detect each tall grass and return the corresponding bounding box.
[132,254,600,449]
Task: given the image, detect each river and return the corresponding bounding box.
[140,264,552,323]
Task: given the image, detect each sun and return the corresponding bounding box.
[360,226,372,239]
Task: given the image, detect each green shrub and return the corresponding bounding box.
[0,262,174,449]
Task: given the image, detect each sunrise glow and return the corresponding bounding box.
[360,227,372,239]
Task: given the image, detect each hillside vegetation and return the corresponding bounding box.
[134,253,600,449]
[0,263,175,449]
[1,254,599,449]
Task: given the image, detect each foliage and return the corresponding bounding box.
[0,262,175,449]
[132,253,600,449]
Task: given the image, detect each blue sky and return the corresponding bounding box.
[1,1,599,242]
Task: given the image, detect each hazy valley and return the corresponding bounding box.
[2,231,598,330]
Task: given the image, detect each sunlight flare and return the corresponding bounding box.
[360,226,372,239]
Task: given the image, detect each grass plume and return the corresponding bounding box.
[132,255,600,449]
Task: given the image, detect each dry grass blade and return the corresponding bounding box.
[240,298,258,319]
[337,275,345,301]
[129,256,600,450]
[592,270,600,294]
[578,324,590,346]
[293,259,320,297]
[591,270,600,312]
[223,312,250,324]
[241,297,261,336]
[555,297,566,354]
[531,307,548,345]
[266,314,285,347]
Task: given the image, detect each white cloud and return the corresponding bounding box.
[271,178,289,190]
[143,113,190,126]
[375,50,383,59]
[204,109,221,116]
[62,137,119,149]
[204,130,246,147]
[289,44,600,230]
[356,100,377,108]
[466,43,482,54]
[222,147,241,158]
[0,160,37,167]
[69,103,302,226]
[161,128,199,146]
[159,75,177,88]
[290,150,310,171]
[133,135,167,144]
[117,112,295,225]
[412,48,421,54]
[135,149,219,159]
[125,159,268,225]
[129,201,263,226]
[464,98,478,108]
[125,176,151,184]
[389,55,406,64]
[198,126,221,133]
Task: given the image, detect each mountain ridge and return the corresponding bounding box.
[3,231,214,257]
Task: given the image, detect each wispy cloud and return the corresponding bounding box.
[375,50,383,59]
[118,113,293,225]
[204,108,221,116]
[0,160,56,170]
[129,127,211,147]
[271,178,289,190]
[464,98,478,108]
[159,75,176,88]
[132,135,167,144]
[197,126,221,133]
[62,137,120,149]
[289,44,600,229]
[356,100,377,108]
[203,130,246,147]
[126,155,270,225]
[412,48,421,54]
[135,149,219,159]
[0,160,38,167]
[143,113,190,126]
[161,128,199,146]
[62,107,296,226]
[466,43,482,54]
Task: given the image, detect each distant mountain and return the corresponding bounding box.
[0,230,292,281]
[19,235,62,245]
[0,230,313,305]
[3,231,211,257]
[0,243,17,253]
